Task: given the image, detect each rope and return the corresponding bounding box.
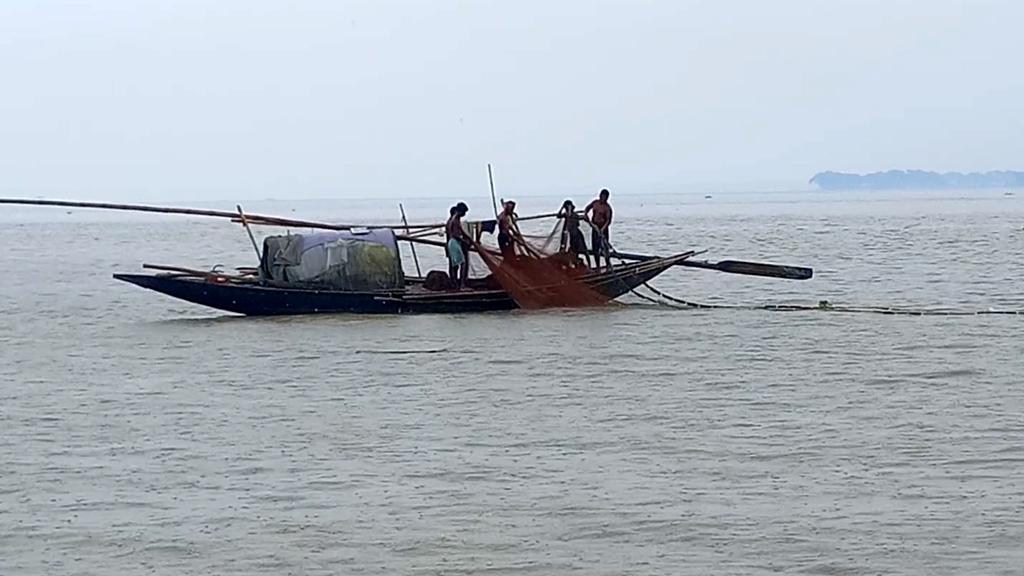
[572,216,1022,317]
[636,283,723,309]
[633,282,1024,316]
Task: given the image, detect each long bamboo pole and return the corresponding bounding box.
[2,197,560,232]
[0,198,442,230]
[230,213,440,231]
[2,198,243,219]
[238,211,558,229]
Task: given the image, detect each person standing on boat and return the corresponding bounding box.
[497,200,519,259]
[585,189,613,269]
[443,205,458,267]
[558,199,590,268]
[446,202,471,289]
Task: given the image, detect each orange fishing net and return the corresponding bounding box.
[472,220,611,310]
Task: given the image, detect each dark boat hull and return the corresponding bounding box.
[113,254,690,316]
[114,274,524,314]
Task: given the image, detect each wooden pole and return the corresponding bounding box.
[235,213,436,231]
[516,211,559,223]
[399,234,502,257]
[487,164,499,218]
[1,197,558,231]
[2,198,246,219]
[398,203,422,277]
[241,210,558,230]
[0,197,441,230]
[236,205,263,262]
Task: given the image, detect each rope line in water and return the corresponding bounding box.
[635,282,1024,316]
[595,230,1021,317]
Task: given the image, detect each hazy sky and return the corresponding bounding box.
[1,0,1021,200]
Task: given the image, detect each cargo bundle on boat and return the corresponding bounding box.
[259,229,405,292]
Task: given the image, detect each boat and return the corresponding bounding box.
[113,253,692,315]
[0,197,813,316]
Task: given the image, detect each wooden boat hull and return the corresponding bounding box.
[113,253,690,316]
[113,273,522,315]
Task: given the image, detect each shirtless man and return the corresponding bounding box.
[585,189,613,269]
[446,202,470,288]
[497,200,518,259]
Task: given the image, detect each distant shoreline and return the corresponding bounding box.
[810,170,1024,190]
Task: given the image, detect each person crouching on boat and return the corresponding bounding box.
[497,200,519,259]
[558,199,590,268]
[446,202,471,289]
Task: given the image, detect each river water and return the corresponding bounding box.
[2,190,1023,575]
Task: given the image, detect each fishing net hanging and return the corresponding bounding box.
[472,219,610,310]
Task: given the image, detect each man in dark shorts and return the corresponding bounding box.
[497,200,518,259]
[585,189,613,269]
[558,199,590,268]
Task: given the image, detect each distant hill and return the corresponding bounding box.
[810,170,1024,190]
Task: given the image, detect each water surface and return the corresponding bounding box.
[2,190,1023,574]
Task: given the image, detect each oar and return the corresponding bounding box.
[678,259,813,280]
[613,251,813,280]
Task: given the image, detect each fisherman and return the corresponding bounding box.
[444,205,458,271]
[558,199,590,268]
[446,202,471,289]
[497,200,518,259]
[585,188,613,269]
